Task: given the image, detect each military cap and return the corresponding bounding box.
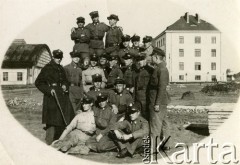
[135,53,146,61]
[150,47,165,57]
[70,50,81,58]
[131,35,140,42]
[121,35,131,42]
[97,93,108,102]
[82,96,93,104]
[139,46,146,52]
[127,103,141,114]
[90,53,98,61]
[99,52,109,60]
[109,55,118,61]
[143,36,153,43]
[114,77,125,85]
[89,11,99,19]
[52,49,63,59]
[76,17,85,23]
[122,53,133,60]
[107,14,119,21]
[92,74,102,82]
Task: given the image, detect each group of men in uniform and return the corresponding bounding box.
[35,10,170,158]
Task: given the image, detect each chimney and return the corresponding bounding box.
[185,12,189,23]
[196,13,200,23]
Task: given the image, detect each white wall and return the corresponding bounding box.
[164,30,222,82]
[0,69,27,85]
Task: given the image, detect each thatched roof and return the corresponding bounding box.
[2,43,52,68]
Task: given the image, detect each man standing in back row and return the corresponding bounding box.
[148,48,171,153]
[86,11,109,56]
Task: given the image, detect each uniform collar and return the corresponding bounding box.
[93,21,100,25]
[71,61,78,68]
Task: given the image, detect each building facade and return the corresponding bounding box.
[1,39,52,85]
[153,13,223,82]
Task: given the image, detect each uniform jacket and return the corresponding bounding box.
[85,22,109,49]
[122,65,136,89]
[86,87,110,102]
[110,116,149,139]
[65,110,96,134]
[129,46,140,57]
[71,27,90,53]
[118,47,131,66]
[64,62,84,98]
[35,60,75,126]
[148,62,170,105]
[105,26,123,48]
[93,105,117,136]
[106,65,123,88]
[108,89,134,115]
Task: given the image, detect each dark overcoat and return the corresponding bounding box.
[35,60,75,126]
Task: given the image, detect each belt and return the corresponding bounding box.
[82,131,94,136]
[70,83,81,87]
[91,36,103,40]
[85,82,93,85]
[107,43,119,47]
[51,83,62,87]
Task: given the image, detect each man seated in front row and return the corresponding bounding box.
[52,96,96,154]
[110,103,149,158]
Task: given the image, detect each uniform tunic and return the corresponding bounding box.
[85,22,109,56]
[106,65,123,88]
[118,47,130,66]
[105,26,123,53]
[82,66,107,92]
[134,65,154,119]
[86,105,117,152]
[64,62,84,112]
[147,62,170,150]
[110,116,149,155]
[108,89,134,118]
[71,27,90,54]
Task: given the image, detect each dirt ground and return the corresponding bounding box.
[1,84,239,163]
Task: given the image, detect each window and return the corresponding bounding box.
[211,62,216,70]
[179,62,184,70]
[195,62,201,70]
[195,36,201,44]
[179,36,184,44]
[179,75,184,80]
[3,72,8,81]
[163,38,165,45]
[17,72,23,81]
[212,75,217,81]
[179,49,184,57]
[211,49,216,57]
[195,49,201,57]
[212,37,216,44]
[195,75,201,80]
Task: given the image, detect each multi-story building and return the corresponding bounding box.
[153,12,223,82]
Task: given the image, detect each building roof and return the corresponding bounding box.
[154,13,220,39]
[2,42,52,68]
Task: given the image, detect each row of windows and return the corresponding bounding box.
[3,72,23,81]
[156,38,165,47]
[179,75,217,81]
[179,62,216,71]
[179,49,216,57]
[179,36,216,44]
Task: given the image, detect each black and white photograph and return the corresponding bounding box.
[0,0,240,164]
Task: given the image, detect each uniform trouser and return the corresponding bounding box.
[59,129,91,154]
[136,90,148,120]
[149,104,170,152]
[69,86,83,113]
[90,48,105,57]
[116,138,143,155]
[86,134,117,152]
[45,125,65,145]
[105,46,119,54]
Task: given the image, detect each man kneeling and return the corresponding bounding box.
[52,96,95,154]
[110,103,149,158]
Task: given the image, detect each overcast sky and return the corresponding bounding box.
[1,0,240,72]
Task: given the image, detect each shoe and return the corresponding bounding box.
[116,148,129,158]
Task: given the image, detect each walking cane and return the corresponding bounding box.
[52,90,68,126]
